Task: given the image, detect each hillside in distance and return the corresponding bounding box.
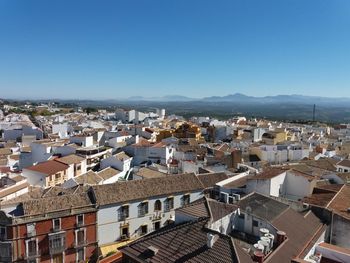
[8,93,350,123]
[124,93,350,106]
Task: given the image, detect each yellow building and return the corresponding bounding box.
[262,131,287,145]
[156,123,202,142]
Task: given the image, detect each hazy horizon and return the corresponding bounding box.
[3,92,350,101]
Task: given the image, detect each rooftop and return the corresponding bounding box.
[92,173,204,206]
[197,172,229,189]
[134,167,168,179]
[56,154,85,165]
[97,167,121,180]
[238,192,289,221]
[120,219,251,263]
[177,197,239,222]
[337,159,350,168]
[252,168,285,180]
[327,184,350,220]
[24,160,69,175]
[267,209,324,263]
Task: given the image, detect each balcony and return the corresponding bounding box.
[118,211,129,222]
[0,242,12,262]
[26,249,41,259]
[76,221,84,228]
[120,234,130,241]
[0,254,11,262]
[152,211,162,221]
[74,239,88,248]
[49,232,66,255]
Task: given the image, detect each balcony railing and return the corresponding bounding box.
[0,242,12,262]
[118,212,129,222]
[0,254,11,262]
[49,233,66,255]
[27,230,36,238]
[76,221,84,228]
[152,211,162,221]
[120,234,130,241]
[26,249,41,259]
[74,239,88,248]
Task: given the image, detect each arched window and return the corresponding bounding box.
[154,200,161,211]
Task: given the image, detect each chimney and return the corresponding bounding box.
[253,251,264,263]
[276,231,286,246]
[207,233,217,248]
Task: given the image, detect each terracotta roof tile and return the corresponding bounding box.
[120,219,249,263]
[92,173,203,206]
[327,185,350,220]
[197,172,229,188]
[24,160,69,176]
[56,154,85,165]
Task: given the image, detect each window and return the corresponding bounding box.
[27,239,37,257]
[253,220,259,227]
[118,205,129,221]
[27,223,36,237]
[75,229,85,246]
[153,221,161,231]
[77,248,84,262]
[52,218,61,231]
[120,226,129,240]
[140,225,148,236]
[164,197,174,212]
[76,164,81,172]
[0,242,11,258]
[0,225,6,240]
[181,194,190,207]
[154,200,161,211]
[77,214,84,226]
[49,232,66,254]
[55,173,61,180]
[138,202,148,217]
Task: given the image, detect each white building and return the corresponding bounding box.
[100,151,132,177]
[246,168,316,200]
[70,135,94,148]
[336,159,350,172]
[253,144,310,164]
[3,125,43,141]
[90,173,204,246]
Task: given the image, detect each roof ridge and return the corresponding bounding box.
[326,183,347,209]
[204,196,213,223]
[122,218,209,247]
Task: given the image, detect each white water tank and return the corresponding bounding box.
[253,243,264,253]
[259,228,269,237]
[265,233,275,249]
[259,239,270,254]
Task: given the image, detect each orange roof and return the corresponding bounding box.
[327,185,350,220]
[24,160,69,176]
[133,138,152,147]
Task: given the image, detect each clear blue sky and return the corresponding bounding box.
[0,0,350,99]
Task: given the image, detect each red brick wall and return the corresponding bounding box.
[10,211,97,262]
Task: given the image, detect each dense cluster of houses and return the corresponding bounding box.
[1,106,350,263]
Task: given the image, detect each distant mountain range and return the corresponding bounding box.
[127,95,195,102]
[126,93,350,106]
